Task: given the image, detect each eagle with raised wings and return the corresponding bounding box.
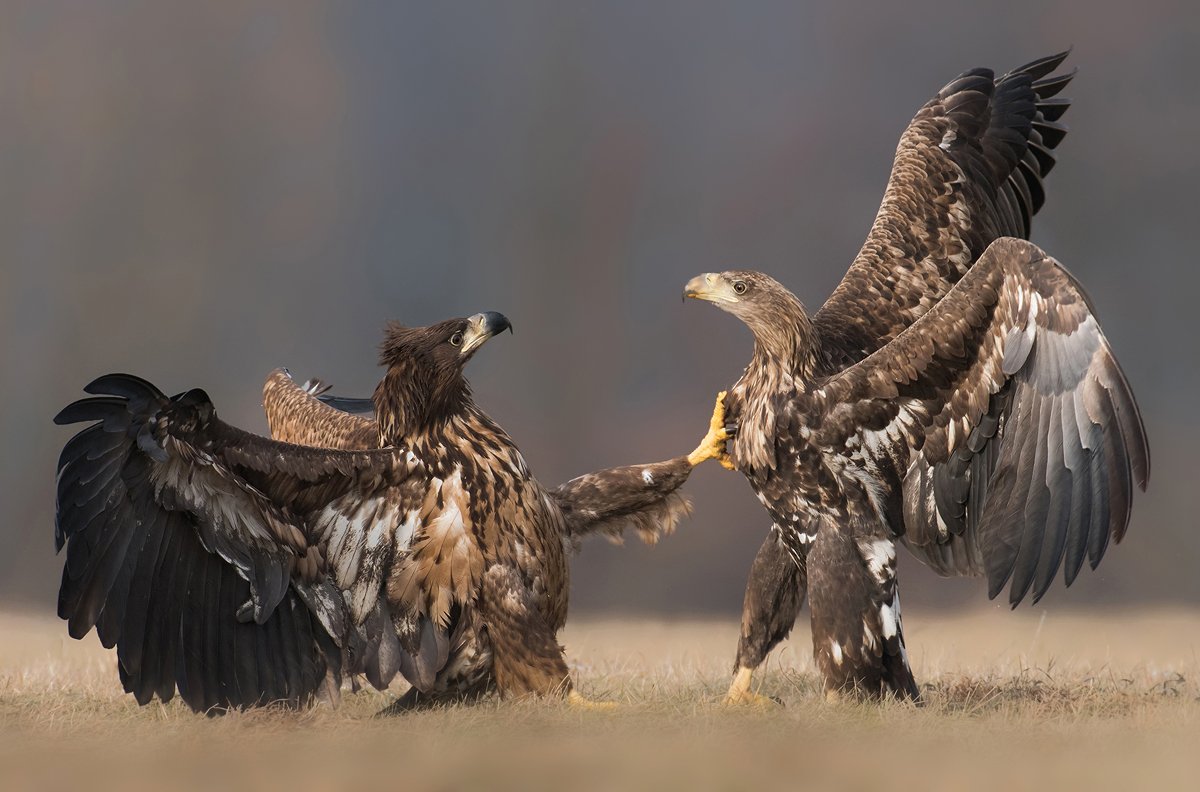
[685,52,1150,702]
[54,312,730,713]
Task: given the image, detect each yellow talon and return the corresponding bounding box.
[722,667,779,708]
[688,391,735,469]
[567,690,618,711]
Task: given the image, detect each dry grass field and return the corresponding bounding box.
[3,606,1199,791]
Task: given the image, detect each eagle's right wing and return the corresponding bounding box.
[814,52,1074,369]
[55,374,430,711]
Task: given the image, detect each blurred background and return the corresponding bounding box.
[2,0,1196,617]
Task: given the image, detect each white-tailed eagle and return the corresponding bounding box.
[54,313,729,713]
[684,52,1149,702]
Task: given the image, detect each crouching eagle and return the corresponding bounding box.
[54,312,729,712]
[685,52,1149,702]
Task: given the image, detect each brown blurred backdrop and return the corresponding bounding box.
[2,1,1196,616]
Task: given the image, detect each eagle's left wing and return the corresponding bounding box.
[552,458,693,544]
[814,238,1148,606]
[263,368,377,450]
[813,53,1074,368]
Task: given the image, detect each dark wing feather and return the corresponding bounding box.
[814,52,1074,369]
[318,395,378,416]
[54,374,428,711]
[816,238,1148,607]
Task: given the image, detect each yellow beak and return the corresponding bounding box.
[684,273,732,303]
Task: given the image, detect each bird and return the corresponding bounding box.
[54,312,731,713]
[686,247,1148,701]
[683,52,1149,703]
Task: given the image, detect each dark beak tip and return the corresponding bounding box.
[481,311,512,336]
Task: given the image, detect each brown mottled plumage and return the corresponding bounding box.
[686,53,1149,703]
[262,371,378,450]
[688,241,1149,700]
[264,369,697,549]
[54,312,729,713]
[813,50,1076,370]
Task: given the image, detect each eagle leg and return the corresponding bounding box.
[725,527,808,706]
[688,390,736,469]
[479,565,574,700]
[807,528,920,702]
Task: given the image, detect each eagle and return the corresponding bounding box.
[684,52,1149,703]
[54,312,730,713]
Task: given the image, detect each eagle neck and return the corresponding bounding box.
[730,305,814,472]
[391,401,529,483]
[746,304,816,386]
[373,367,473,448]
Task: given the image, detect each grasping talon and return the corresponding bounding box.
[567,690,619,711]
[688,391,736,469]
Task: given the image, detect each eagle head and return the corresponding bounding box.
[375,311,512,437]
[684,271,814,371]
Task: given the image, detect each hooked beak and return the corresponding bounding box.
[683,273,734,304]
[462,311,513,354]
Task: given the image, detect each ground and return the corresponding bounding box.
[3,607,1198,791]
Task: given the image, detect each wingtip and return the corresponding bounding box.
[84,372,152,395]
[54,396,123,426]
[1009,48,1073,83]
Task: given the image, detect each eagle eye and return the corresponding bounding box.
[449,332,464,347]
[733,281,748,295]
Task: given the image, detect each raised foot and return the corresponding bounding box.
[688,390,736,469]
[567,690,618,712]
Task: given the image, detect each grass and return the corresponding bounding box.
[3,607,1199,791]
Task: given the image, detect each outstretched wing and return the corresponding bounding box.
[552,457,693,545]
[814,52,1074,369]
[262,368,377,449]
[55,374,428,710]
[815,239,1149,606]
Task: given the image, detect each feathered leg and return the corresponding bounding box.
[725,527,808,706]
[476,565,607,707]
[806,528,919,702]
